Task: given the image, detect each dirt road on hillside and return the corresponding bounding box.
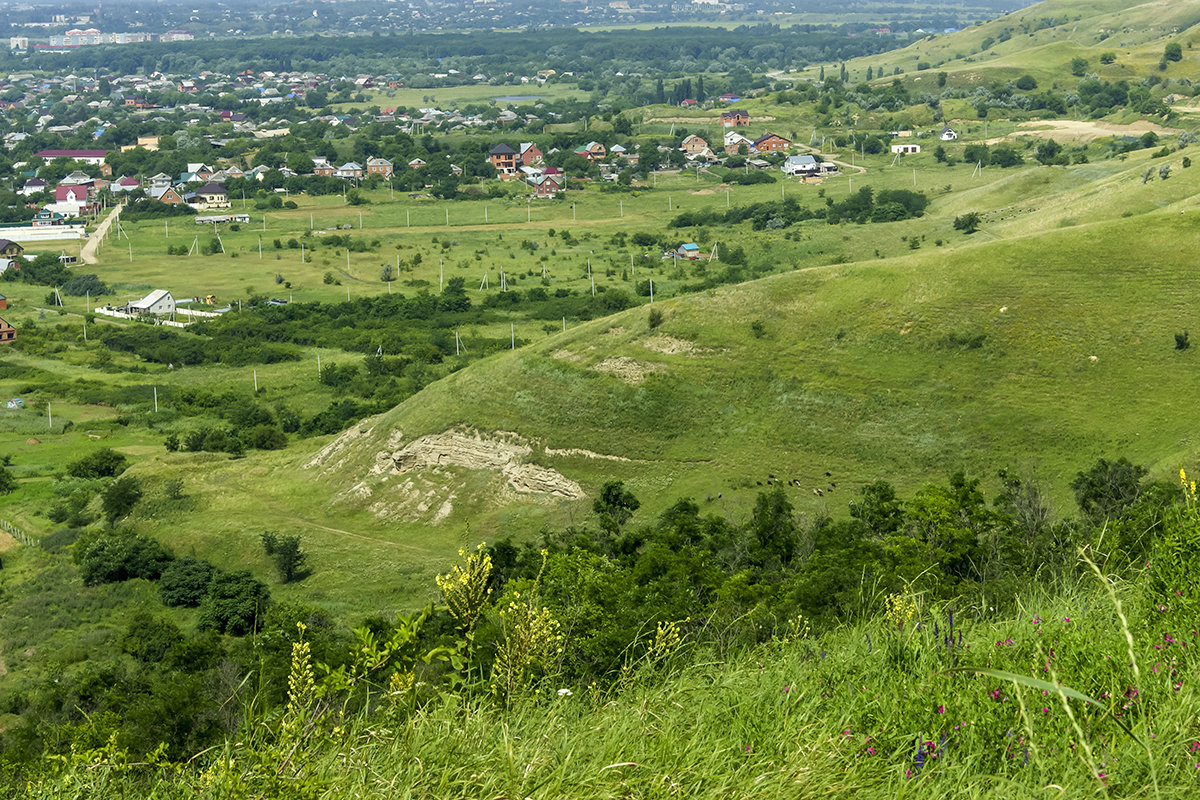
[80,204,122,265]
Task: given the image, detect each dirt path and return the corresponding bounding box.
[80,204,122,265]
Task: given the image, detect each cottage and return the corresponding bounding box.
[583,141,607,160]
[193,182,229,209]
[721,109,750,127]
[32,209,66,227]
[680,134,710,156]
[0,240,24,258]
[148,172,173,190]
[129,289,175,316]
[940,126,958,141]
[312,158,335,177]
[783,154,820,176]
[890,143,921,155]
[149,186,186,205]
[680,98,699,108]
[408,158,426,170]
[111,176,140,193]
[0,316,16,344]
[488,143,519,178]
[335,162,364,179]
[19,178,46,196]
[367,157,394,178]
[752,132,791,153]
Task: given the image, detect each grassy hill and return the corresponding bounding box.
[89,143,1195,623]
[797,0,1200,95]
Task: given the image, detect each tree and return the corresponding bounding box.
[67,448,128,479]
[1099,52,1117,65]
[1070,57,1089,77]
[199,571,271,635]
[593,481,640,526]
[1034,138,1063,165]
[953,211,982,234]
[272,535,310,583]
[102,475,143,523]
[0,465,15,495]
[1070,457,1147,522]
[1165,43,1183,63]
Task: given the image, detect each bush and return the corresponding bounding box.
[198,570,271,635]
[102,475,143,523]
[648,308,664,329]
[1175,331,1190,350]
[953,212,982,234]
[75,530,172,585]
[67,448,129,479]
[160,557,217,607]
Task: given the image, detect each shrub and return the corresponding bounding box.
[75,530,172,585]
[160,557,217,607]
[648,308,664,329]
[198,570,271,635]
[1175,331,1190,350]
[67,448,128,479]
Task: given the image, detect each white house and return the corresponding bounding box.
[129,289,175,316]
[940,126,958,141]
[890,143,921,154]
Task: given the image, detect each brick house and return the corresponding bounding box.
[519,142,543,166]
[721,109,750,127]
[0,316,16,344]
[752,132,791,153]
[680,134,710,156]
[366,157,394,178]
[489,143,519,178]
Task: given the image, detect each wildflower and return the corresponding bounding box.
[1031,614,1042,625]
[782,685,790,693]
[936,705,945,715]
[557,688,573,697]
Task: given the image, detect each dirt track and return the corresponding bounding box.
[80,204,122,265]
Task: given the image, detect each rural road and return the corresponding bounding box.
[79,204,122,265]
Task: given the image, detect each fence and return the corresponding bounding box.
[0,518,35,547]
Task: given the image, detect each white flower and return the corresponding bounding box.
[557,688,573,697]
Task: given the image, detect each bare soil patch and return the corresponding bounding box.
[591,356,665,385]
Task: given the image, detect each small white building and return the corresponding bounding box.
[129,289,175,316]
[890,143,921,155]
[940,126,958,141]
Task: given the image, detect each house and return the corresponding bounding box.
[111,176,140,193]
[530,172,563,198]
[488,143,519,178]
[366,157,394,178]
[721,109,750,127]
[450,164,464,177]
[0,240,24,258]
[149,186,186,205]
[583,141,607,160]
[19,178,46,196]
[724,131,754,155]
[129,289,175,316]
[519,142,543,166]
[719,93,741,103]
[675,243,702,260]
[194,182,230,208]
[312,158,335,177]
[49,185,94,217]
[408,158,426,170]
[680,98,698,108]
[890,143,921,155]
[0,295,7,310]
[32,209,66,226]
[335,162,364,179]
[940,126,958,141]
[751,132,791,153]
[35,149,107,165]
[0,317,16,344]
[148,172,173,190]
[783,154,820,176]
[62,171,95,186]
[680,134,710,156]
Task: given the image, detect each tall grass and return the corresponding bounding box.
[24,569,1200,799]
